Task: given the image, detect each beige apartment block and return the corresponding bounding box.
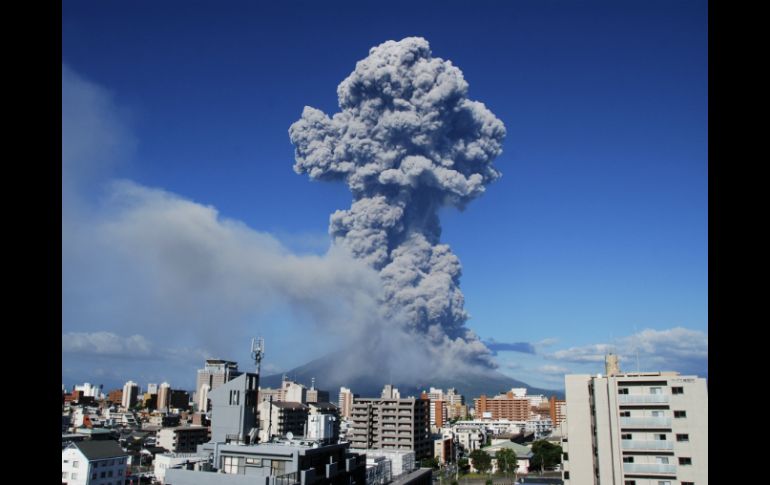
[349,397,431,459]
[563,371,707,485]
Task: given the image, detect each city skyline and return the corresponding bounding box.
[62,1,707,391]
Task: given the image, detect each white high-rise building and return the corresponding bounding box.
[338,386,354,419]
[74,383,100,398]
[195,359,241,411]
[197,383,211,412]
[510,387,527,398]
[444,388,464,406]
[426,387,444,428]
[563,369,708,485]
[147,383,158,394]
[157,382,171,411]
[281,379,307,403]
[121,381,139,409]
[381,384,400,399]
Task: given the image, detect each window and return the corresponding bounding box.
[674,410,686,418]
[676,434,689,442]
[563,453,568,461]
[672,387,684,394]
[71,473,78,480]
[679,457,692,465]
[72,461,79,468]
[657,482,671,485]
[625,481,636,485]
[271,459,286,475]
[62,472,67,479]
[63,460,69,463]
[618,388,629,395]
[108,470,113,477]
[681,482,694,485]
[651,410,663,417]
[650,387,662,394]
[657,434,667,440]
[101,471,107,478]
[656,457,669,464]
[621,433,632,440]
[623,456,634,463]
[564,471,569,479]
[92,473,97,479]
[620,411,631,417]
[223,456,243,474]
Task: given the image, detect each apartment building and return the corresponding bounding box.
[549,396,566,428]
[563,370,708,485]
[338,387,356,419]
[196,359,241,412]
[258,400,310,443]
[121,381,139,409]
[157,425,210,453]
[349,395,431,459]
[474,393,531,421]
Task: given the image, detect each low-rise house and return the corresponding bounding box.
[468,441,533,476]
[62,440,129,485]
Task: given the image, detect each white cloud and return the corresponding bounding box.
[62,64,385,367]
[537,364,570,375]
[546,327,708,376]
[62,64,134,204]
[550,343,613,363]
[62,332,153,357]
[536,337,559,348]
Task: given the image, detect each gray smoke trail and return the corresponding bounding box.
[289,37,506,368]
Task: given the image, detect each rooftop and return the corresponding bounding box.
[484,440,533,457]
[270,401,309,410]
[71,440,128,460]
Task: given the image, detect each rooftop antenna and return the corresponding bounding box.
[311,377,315,390]
[251,337,265,374]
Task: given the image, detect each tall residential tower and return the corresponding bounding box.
[563,367,708,485]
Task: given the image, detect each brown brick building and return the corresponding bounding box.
[549,396,566,427]
[474,392,530,420]
[107,389,123,403]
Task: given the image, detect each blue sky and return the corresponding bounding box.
[62,0,707,392]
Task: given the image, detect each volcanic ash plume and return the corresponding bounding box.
[289,37,506,368]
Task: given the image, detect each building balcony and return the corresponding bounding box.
[623,463,676,475]
[617,395,670,405]
[620,440,674,451]
[619,417,672,428]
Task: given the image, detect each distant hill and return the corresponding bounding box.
[260,352,564,400]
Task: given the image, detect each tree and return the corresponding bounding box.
[469,449,492,475]
[494,448,518,477]
[458,458,470,474]
[420,457,439,469]
[530,440,562,473]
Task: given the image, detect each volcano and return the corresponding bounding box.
[260,352,564,400]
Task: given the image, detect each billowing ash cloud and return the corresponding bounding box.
[289,37,506,368]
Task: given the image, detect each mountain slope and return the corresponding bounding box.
[260,352,564,400]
